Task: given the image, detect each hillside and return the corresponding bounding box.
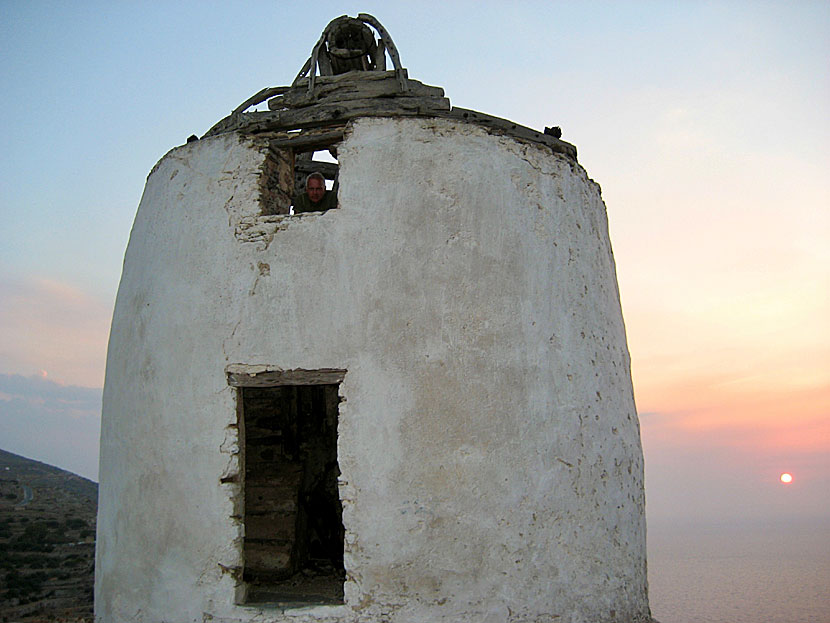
[0,449,96,623]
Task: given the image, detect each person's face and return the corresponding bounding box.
[306,178,325,203]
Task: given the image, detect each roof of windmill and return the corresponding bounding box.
[204,13,576,161]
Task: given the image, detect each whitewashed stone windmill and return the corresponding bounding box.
[96,14,653,623]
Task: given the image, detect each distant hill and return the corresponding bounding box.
[0,448,96,623]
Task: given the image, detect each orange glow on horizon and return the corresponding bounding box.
[0,276,110,388]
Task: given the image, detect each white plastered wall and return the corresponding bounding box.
[96,117,650,623]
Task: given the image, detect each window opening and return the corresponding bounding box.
[290,148,339,215]
[237,376,344,605]
[258,132,343,216]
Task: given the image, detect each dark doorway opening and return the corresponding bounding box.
[239,381,344,605]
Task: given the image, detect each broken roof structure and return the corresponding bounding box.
[206,13,576,160]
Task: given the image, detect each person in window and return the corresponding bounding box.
[293,172,337,213]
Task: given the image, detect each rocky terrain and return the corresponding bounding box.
[0,449,96,623]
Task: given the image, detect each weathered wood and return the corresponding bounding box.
[306,20,331,90]
[435,107,578,160]
[257,128,346,149]
[316,40,334,76]
[233,86,292,115]
[227,368,347,387]
[269,75,444,110]
[294,68,409,87]
[295,160,338,180]
[206,96,450,137]
[295,14,407,94]
[358,13,407,90]
[292,56,313,87]
[374,39,387,71]
[293,30,327,87]
[279,93,448,121]
[206,81,578,162]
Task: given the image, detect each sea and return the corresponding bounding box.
[647,518,830,623]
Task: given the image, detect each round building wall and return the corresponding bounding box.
[96,116,650,623]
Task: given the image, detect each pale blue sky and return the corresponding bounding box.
[2,1,827,302]
[1,2,828,528]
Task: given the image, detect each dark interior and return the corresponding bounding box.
[241,384,344,604]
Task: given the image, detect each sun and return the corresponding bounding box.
[780,473,793,484]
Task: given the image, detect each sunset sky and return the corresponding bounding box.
[1,1,827,527]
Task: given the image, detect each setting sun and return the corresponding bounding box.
[780,473,793,484]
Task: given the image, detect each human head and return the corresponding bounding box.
[305,172,326,204]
